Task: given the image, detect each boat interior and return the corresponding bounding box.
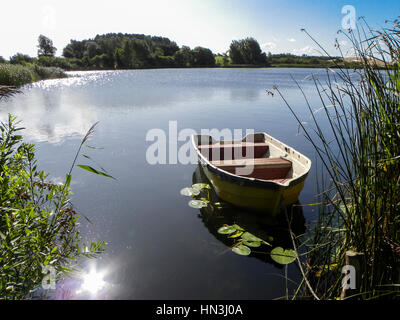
[196,134,295,183]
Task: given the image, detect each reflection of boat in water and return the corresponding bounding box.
[192,165,306,267]
[191,132,311,215]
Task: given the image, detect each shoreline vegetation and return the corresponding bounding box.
[0,33,366,87]
[276,17,400,300]
[0,63,67,87]
[0,86,110,299]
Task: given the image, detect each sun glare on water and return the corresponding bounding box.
[77,269,106,295]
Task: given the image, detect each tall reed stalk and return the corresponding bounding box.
[275,17,400,299]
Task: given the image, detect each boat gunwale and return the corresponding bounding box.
[191,132,312,188]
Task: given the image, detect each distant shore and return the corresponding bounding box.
[0,62,371,88]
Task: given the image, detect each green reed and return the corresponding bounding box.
[274,17,400,299]
[0,85,112,299]
[0,63,67,87]
[0,114,107,299]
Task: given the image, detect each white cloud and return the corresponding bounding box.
[261,42,277,52]
[287,38,296,42]
[292,45,316,55]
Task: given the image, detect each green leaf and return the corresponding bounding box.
[270,247,296,265]
[217,225,237,234]
[241,232,263,242]
[76,164,115,180]
[43,255,51,266]
[228,231,243,238]
[232,244,251,256]
[242,240,261,247]
[180,187,200,197]
[85,145,104,150]
[188,199,208,209]
[232,224,244,231]
[65,174,71,189]
[192,183,210,191]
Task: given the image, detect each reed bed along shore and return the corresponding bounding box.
[0,86,107,299]
[275,17,400,300]
[0,63,67,87]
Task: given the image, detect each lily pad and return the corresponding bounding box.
[232,244,251,256]
[180,187,200,197]
[242,240,261,247]
[270,247,296,265]
[217,225,238,235]
[192,183,210,191]
[232,224,245,231]
[228,231,244,238]
[241,232,263,242]
[188,199,208,209]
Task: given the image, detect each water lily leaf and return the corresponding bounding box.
[228,231,243,238]
[232,244,251,256]
[242,240,261,247]
[192,183,210,191]
[217,225,237,235]
[241,232,263,242]
[232,224,245,231]
[270,247,296,265]
[188,199,208,209]
[180,187,200,197]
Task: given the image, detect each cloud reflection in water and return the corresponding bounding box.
[0,74,100,145]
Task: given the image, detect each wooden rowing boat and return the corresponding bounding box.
[191,132,311,215]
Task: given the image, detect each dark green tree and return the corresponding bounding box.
[173,46,193,67]
[229,40,244,64]
[61,33,215,69]
[10,53,35,65]
[116,39,133,68]
[229,38,267,65]
[84,41,101,59]
[37,35,57,57]
[63,40,86,59]
[192,47,215,66]
[130,39,150,67]
[90,54,107,69]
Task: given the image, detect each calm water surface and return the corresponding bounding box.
[0,68,332,299]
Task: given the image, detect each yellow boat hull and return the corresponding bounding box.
[202,164,306,215]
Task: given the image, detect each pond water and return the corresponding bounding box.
[0,68,333,299]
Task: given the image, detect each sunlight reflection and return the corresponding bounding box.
[51,264,112,300]
[78,268,106,295]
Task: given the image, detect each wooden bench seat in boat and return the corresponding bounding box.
[210,157,292,180]
[198,142,268,161]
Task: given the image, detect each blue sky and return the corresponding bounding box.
[0,0,399,59]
